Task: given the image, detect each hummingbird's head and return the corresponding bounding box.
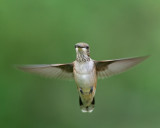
[78,86,96,113]
[75,42,90,57]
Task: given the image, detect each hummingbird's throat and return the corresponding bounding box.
[76,53,90,62]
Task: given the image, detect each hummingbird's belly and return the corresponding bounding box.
[74,73,96,88]
[74,60,96,88]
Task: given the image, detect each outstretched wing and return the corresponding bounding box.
[17,63,74,79]
[95,56,149,79]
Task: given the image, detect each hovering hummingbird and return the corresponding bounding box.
[18,42,148,113]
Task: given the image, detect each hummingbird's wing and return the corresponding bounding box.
[17,63,74,79]
[94,56,149,79]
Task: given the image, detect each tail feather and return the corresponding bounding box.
[79,97,95,113]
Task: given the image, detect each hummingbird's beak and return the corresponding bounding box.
[78,48,83,51]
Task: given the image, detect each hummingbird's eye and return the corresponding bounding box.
[86,46,89,49]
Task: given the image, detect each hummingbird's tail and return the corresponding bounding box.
[79,97,95,113]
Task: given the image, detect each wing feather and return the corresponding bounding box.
[95,56,149,79]
[17,63,74,79]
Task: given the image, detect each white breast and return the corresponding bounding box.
[74,60,96,88]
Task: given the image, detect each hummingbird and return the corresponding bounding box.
[18,42,148,113]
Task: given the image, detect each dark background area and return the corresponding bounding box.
[0,0,160,128]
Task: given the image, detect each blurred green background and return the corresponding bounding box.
[0,0,160,128]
